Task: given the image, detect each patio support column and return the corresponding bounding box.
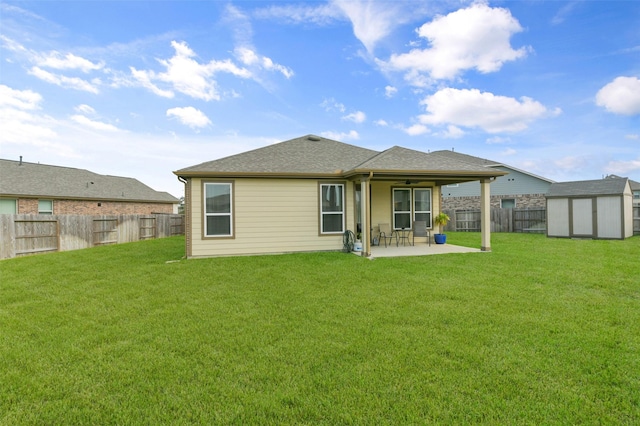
[480,178,492,252]
[361,177,371,257]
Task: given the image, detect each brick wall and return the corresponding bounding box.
[442,193,547,210]
[17,198,174,215]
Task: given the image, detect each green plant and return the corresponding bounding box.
[434,212,450,234]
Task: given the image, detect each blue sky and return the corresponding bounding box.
[1,0,639,198]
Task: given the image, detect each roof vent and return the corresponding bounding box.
[307,135,321,142]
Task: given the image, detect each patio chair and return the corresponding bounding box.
[378,223,396,247]
[411,220,431,247]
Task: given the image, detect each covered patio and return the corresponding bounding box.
[346,146,508,257]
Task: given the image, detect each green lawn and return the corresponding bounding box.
[1,233,639,424]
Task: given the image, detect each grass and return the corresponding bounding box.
[1,233,639,424]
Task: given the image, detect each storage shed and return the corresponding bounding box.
[545,178,634,239]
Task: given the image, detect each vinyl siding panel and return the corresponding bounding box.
[572,198,594,236]
[443,167,551,198]
[547,198,569,237]
[190,178,352,257]
[624,193,633,238]
[596,196,622,239]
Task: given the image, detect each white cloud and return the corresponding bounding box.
[35,51,104,72]
[28,66,101,93]
[418,88,554,133]
[385,85,398,98]
[501,147,517,156]
[554,156,589,172]
[595,76,640,115]
[342,110,366,123]
[321,130,360,141]
[0,84,42,110]
[235,47,294,79]
[551,1,580,25]
[380,3,528,83]
[254,3,343,25]
[605,158,640,175]
[374,119,388,126]
[74,104,96,115]
[129,67,174,98]
[0,85,76,156]
[166,106,211,129]
[440,124,464,139]
[70,114,120,132]
[625,134,639,140]
[130,40,252,101]
[320,98,346,113]
[333,0,410,53]
[403,123,429,136]
[486,136,512,144]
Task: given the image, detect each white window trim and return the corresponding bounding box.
[393,188,412,230]
[203,182,233,238]
[413,188,433,229]
[320,183,345,234]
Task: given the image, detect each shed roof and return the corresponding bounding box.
[546,178,630,198]
[175,135,505,182]
[0,159,179,203]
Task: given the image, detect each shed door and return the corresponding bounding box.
[571,198,594,237]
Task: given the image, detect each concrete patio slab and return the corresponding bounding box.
[364,242,483,258]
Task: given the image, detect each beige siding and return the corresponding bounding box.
[596,196,622,239]
[547,198,570,237]
[190,178,349,257]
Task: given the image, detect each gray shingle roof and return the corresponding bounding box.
[0,159,178,203]
[353,146,494,173]
[546,178,629,197]
[175,135,503,178]
[428,150,500,168]
[176,135,378,175]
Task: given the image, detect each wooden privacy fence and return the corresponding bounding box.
[0,214,184,259]
[443,208,547,233]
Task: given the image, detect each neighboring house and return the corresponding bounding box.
[546,177,634,240]
[435,150,554,210]
[632,180,640,206]
[0,158,179,215]
[174,135,507,258]
[605,174,640,206]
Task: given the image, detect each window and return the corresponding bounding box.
[414,188,432,227]
[204,182,233,237]
[0,199,17,214]
[320,183,344,234]
[501,198,516,209]
[393,188,411,229]
[38,199,53,214]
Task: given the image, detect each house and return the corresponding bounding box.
[174,135,507,258]
[545,177,634,240]
[0,158,179,215]
[435,151,554,210]
[610,176,640,206]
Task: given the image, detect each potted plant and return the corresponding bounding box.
[433,212,450,244]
